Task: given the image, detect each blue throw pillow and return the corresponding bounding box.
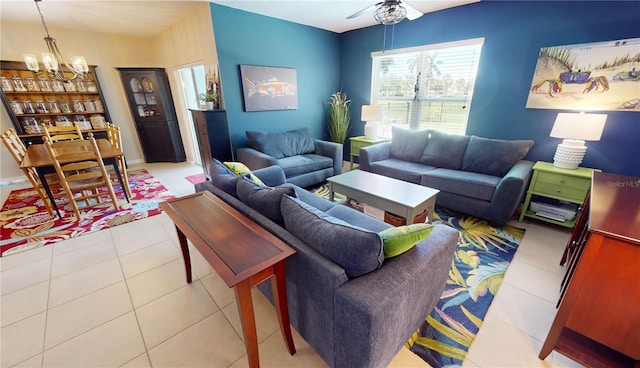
[281,195,384,278]
[236,177,295,225]
[390,127,430,162]
[420,130,470,169]
[246,128,315,159]
[461,136,534,177]
[209,159,241,197]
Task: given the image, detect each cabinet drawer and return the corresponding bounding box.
[537,172,591,190]
[533,182,587,202]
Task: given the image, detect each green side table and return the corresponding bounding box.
[349,136,388,170]
[519,161,600,228]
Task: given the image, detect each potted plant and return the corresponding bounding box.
[327,91,351,144]
[199,92,218,110]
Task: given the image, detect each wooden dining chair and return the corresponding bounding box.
[42,123,84,142]
[44,133,120,221]
[1,128,62,216]
[105,123,132,197]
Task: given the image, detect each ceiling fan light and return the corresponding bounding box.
[374,3,407,25]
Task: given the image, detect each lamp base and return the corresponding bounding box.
[364,123,377,139]
[552,139,586,170]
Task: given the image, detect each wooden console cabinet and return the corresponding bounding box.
[189,109,233,180]
[540,172,640,367]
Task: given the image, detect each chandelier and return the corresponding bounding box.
[373,3,407,25]
[23,0,88,82]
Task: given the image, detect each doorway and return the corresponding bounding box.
[176,65,207,165]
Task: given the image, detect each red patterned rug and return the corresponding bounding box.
[0,169,174,257]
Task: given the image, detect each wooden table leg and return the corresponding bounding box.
[235,281,260,368]
[271,262,296,355]
[175,225,192,283]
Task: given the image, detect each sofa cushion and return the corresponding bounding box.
[326,205,392,233]
[422,168,500,201]
[236,177,295,225]
[224,161,265,186]
[276,154,333,178]
[379,223,435,258]
[369,158,436,184]
[281,195,384,278]
[246,128,315,159]
[389,127,430,162]
[461,136,534,177]
[420,130,470,170]
[210,159,241,197]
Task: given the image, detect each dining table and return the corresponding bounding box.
[20,139,128,218]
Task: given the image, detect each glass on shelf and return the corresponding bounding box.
[38,77,52,92]
[93,99,104,112]
[72,99,85,112]
[41,118,53,128]
[141,77,153,92]
[76,80,87,92]
[47,98,60,113]
[9,100,23,114]
[59,101,71,113]
[63,81,76,92]
[1,76,13,92]
[22,117,41,134]
[22,99,36,114]
[24,77,40,92]
[83,99,96,112]
[75,116,91,130]
[86,79,97,92]
[12,76,27,92]
[130,77,142,93]
[90,114,106,129]
[137,105,145,117]
[55,116,72,126]
[51,80,65,92]
[34,100,49,114]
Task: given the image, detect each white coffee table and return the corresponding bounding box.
[327,170,439,225]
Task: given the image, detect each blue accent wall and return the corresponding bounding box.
[340,1,640,176]
[209,3,340,152]
[211,1,639,176]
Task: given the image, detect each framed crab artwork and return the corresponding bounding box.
[240,65,298,112]
[526,37,640,112]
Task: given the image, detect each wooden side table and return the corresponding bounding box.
[349,136,388,170]
[519,161,600,228]
[161,192,296,368]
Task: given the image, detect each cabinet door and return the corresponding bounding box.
[137,121,185,163]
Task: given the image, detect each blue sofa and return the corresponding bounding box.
[195,160,458,368]
[360,127,534,224]
[236,128,342,188]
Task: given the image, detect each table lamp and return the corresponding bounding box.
[550,112,607,169]
[361,105,382,139]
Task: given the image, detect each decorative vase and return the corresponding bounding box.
[364,122,377,138]
[206,101,214,110]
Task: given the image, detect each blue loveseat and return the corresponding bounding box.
[195,160,458,368]
[236,128,343,188]
[360,127,534,224]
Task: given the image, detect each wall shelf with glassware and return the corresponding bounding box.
[0,60,111,143]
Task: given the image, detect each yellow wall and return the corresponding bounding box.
[0,3,216,184]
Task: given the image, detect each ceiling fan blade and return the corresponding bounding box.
[401,1,424,20]
[346,2,381,19]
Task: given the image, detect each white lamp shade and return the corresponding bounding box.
[550,112,607,141]
[361,105,382,122]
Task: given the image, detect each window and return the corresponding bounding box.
[370,38,483,137]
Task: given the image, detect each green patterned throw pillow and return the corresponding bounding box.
[223,161,265,187]
[379,223,434,258]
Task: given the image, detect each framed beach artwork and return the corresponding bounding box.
[526,38,640,112]
[240,65,298,112]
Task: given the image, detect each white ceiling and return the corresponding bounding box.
[0,0,479,37]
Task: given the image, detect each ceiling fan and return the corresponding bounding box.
[347,0,423,25]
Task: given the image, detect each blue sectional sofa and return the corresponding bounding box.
[195,160,459,368]
[360,127,534,224]
[236,128,343,188]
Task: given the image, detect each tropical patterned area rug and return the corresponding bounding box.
[310,184,524,367]
[407,208,524,367]
[0,169,174,257]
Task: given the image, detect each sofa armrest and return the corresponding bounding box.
[333,224,459,368]
[489,160,535,224]
[314,139,343,175]
[358,142,391,172]
[236,147,278,170]
[252,165,287,187]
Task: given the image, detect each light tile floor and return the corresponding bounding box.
[0,162,585,367]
